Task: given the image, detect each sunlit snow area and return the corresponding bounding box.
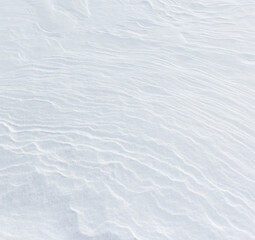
[1,0,255,239]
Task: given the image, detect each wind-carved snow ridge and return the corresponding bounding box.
[0,0,255,239]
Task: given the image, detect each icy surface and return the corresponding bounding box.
[1,0,255,239]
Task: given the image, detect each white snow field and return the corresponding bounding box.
[1,0,255,239]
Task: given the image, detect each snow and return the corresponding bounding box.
[0,0,255,239]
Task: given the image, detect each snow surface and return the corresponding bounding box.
[1,0,255,239]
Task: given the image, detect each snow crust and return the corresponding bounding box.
[1,0,255,239]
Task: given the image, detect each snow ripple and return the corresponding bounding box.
[0,0,255,239]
